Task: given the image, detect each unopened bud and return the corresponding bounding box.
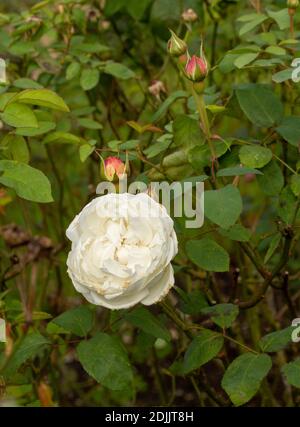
[287,0,299,9]
[148,80,166,100]
[182,8,198,23]
[167,29,187,57]
[183,41,208,82]
[184,54,208,82]
[100,156,127,182]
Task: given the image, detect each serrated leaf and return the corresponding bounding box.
[173,114,204,148]
[239,145,272,168]
[77,332,133,390]
[222,353,272,406]
[239,14,268,36]
[186,238,230,272]
[281,359,300,388]
[217,166,263,177]
[205,185,243,229]
[183,330,224,373]
[201,304,239,329]
[219,224,251,242]
[259,326,295,352]
[124,306,171,342]
[236,84,283,127]
[3,332,50,378]
[49,306,94,337]
[276,116,300,147]
[234,53,259,69]
[257,160,284,196]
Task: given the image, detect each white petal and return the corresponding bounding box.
[141,264,174,306]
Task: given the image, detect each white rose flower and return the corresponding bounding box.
[66,192,178,309]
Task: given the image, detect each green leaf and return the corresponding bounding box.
[291,175,300,196]
[264,233,281,264]
[16,121,56,137]
[239,14,268,36]
[126,0,152,20]
[124,306,171,342]
[66,62,81,81]
[13,78,43,89]
[276,116,300,147]
[1,103,38,128]
[186,238,230,272]
[49,306,94,337]
[77,118,103,130]
[217,166,263,177]
[3,332,50,378]
[0,160,53,203]
[281,359,300,388]
[188,139,231,169]
[104,62,135,80]
[205,185,243,229]
[201,304,239,329]
[79,144,94,162]
[77,332,133,390]
[234,53,259,69]
[222,353,272,406]
[43,132,82,145]
[259,326,295,352]
[80,69,100,91]
[265,46,286,56]
[239,145,272,168]
[151,90,188,123]
[176,288,209,315]
[236,84,283,127]
[183,330,224,373]
[10,89,69,112]
[272,68,293,83]
[173,114,204,148]
[257,160,284,196]
[8,135,29,163]
[219,224,251,242]
[267,8,289,30]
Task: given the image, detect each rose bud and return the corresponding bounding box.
[148,80,166,100]
[184,53,208,82]
[182,8,198,23]
[287,0,299,9]
[100,156,126,182]
[167,29,187,57]
[184,41,208,82]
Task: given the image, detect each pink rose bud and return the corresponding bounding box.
[167,29,187,57]
[100,156,126,182]
[184,54,208,82]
